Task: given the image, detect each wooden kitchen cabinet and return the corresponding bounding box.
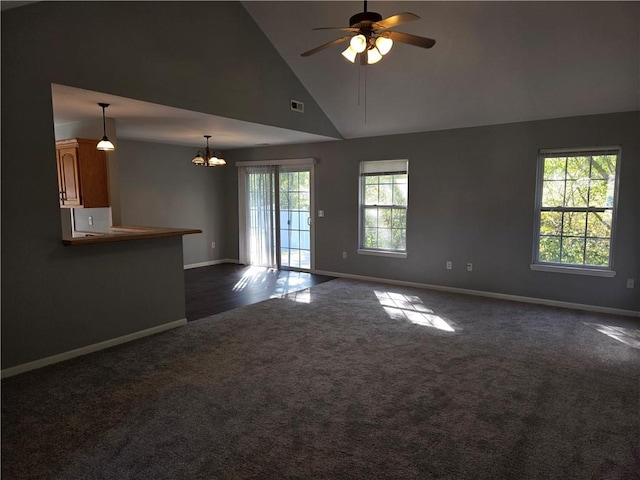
[56,138,110,208]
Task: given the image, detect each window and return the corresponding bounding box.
[359,159,408,257]
[533,147,620,274]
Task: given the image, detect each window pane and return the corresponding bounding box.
[561,237,585,264]
[378,208,392,229]
[299,192,310,210]
[365,184,379,205]
[391,208,407,229]
[392,229,406,250]
[364,228,377,248]
[591,155,616,179]
[565,179,589,207]
[541,180,565,207]
[364,208,377,228]
[393,174,408,184]
[280,191,290,209]
[566,156,590,180]
[377,228,392,249]
[586,211,611,239]
[379,184,393,205]
[540,211,562,236]
[539,236,561,263]
[588,180,608,207]
[365,176,378,185]
[543,157,566,180]
[393,181,408,206]
[585,239,610,266]
[563,211,586,237]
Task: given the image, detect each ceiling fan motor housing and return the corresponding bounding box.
[349,11,382,28]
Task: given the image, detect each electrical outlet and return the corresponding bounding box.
[342,251,347,259]
[446,261,452,270]
[88,216,93,226]
[466,263,473,272]
[211,242,216,249]
[627,278,635,289]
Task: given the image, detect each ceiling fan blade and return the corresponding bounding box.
[386,30,436,49]
[313,26,360,32]
[301,36,351,57]
[373,12,419,30]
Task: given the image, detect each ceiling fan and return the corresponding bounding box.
[301,1,436,65]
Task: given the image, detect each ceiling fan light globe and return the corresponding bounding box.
[367,47,383,64]
[341,46,357,63]
[350,34,367,53]
[376,36,393,56]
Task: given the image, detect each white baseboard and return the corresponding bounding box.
[315,270,640,318]
[1,318,188,379]
[184,259,239,270]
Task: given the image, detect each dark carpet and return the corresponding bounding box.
[2,278,639,479]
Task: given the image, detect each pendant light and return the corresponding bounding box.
[96,103,115,151]
[192,135,226,167]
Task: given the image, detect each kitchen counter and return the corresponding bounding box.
[62,226,202,246]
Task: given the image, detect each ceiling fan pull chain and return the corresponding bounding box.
[364,64,368,124]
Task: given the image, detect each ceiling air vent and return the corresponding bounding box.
[291,100,304,113]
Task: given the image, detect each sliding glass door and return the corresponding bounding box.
[279,167,311,271]
[238,160,314,272]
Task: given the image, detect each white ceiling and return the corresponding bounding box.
[43,1,640,149]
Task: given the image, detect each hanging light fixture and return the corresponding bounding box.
[192,135,226,167]
[96,103,115,151]
[340,33,393,65]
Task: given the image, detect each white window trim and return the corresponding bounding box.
[358,248,408,259]
[529,263,616,277]
[531,146,621,276]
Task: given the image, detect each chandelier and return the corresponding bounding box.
[192,135,226,167]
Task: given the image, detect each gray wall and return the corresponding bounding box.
[225,112,639,311]
[1,1,336,369]
[118,139,228,266]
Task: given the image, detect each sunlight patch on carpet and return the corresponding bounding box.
[586,323,640,349]
[375,291,456,332]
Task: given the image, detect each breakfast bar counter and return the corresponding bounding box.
[62,226,202,246]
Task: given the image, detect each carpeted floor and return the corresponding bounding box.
[2,278,639,479]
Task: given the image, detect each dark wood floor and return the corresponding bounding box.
[184,263,335,321]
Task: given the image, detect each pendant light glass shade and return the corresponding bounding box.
[96,103,115,151]
[192,135,226,167]
[375,36,393,56]
[192,152,205,165]
[367,47,383,64]
[97,137,115,151]
[341,45,357,63]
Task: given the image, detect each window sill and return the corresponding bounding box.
[530,264,616,278]
[358,249,407,259]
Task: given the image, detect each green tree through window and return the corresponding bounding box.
[535,148,619,268]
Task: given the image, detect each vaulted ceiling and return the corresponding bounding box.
[9,1,638,148]
[245,1,639,139]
